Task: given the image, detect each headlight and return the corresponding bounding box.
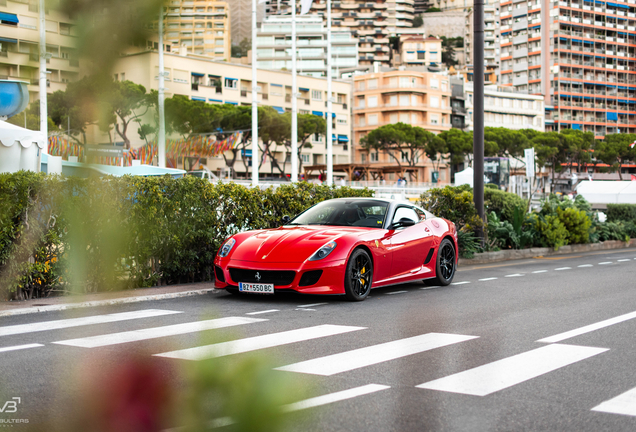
[309,240,337,261]
[218,238,236,257]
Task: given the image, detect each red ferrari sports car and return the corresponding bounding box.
[214,198,458,301]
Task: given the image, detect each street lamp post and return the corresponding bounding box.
[473,0,485,239]
[158,5,166,168]
[326,0,333,186]
[252,0,259,186]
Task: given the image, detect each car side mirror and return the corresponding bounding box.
[282,215,291,224]
[389,217,416,230]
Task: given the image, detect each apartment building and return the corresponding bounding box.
[465,4,498,68]
[0,0,80,102]
[109,50,353,178]
[163,0,231,60]
[393,35,443,67]
[352,70,452,182]
[256,15,358,77]
[263,0,415,68]
[228,0,265,45]
[464,83,545,131]
[496,0,636,138]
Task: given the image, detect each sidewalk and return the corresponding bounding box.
[0,282,218,317]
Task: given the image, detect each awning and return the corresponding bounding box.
[338,135,349,142]
[191,72,205,77]
[242,149,252,157]
[332,134,336,141]
[0,12,18,23]
[225,77,237,81]
[226,101,238,105]
[299,87,309,92]
[272,106,285,114]
[607,112,618,121]
[271,83,282,87]
[572,124,582,130]
[327,112,335,118]
[406,51,415,53]
[191,96,206,102]
[0,36,17,43]
[417,50,426,53]
[209,98,223,103]
[312,110,323,116]
[208,74,221,78]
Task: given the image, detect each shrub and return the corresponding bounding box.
[457,230,482,259]
[534,214,569,250]
[595,221,630,242]
[484,187,527,223]
[606,204,636,223]
[557,207,591,244]
[0,174,373,299]
[418,185,483,233]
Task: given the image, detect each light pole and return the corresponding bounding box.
[326,0,333,185]
[39,0,47,151]
[473,0,485,239]
[158,5,166,168]
[291,0,298,182]
[252,0,259,186]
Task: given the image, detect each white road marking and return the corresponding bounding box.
[451,281,470,285]
[297,303,328,308]
[246,309,279,315]
[154,324,365,360]
[592,386,636,417]
[276,332,478,376]
[617,259,631,262]
[282,384,390,412]
[52,317,266,348]
[417,344,608,396]
[578,264,593,268]
[538,310,636,343]
[295,308,316,311]
[599,262,612,265]
[0,343,44,353]
[532,270,548,274]
[555,267,572,271]
[386,290,408,295]
[0,309,182,337]
[505,274,524,278]
[478,277,497,281]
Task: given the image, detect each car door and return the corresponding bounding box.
[387,206,434,278]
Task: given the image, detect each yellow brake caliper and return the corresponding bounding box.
[360,267,365,284]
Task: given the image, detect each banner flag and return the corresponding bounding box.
[300,0,314,15]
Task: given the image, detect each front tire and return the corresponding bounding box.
[344,249,373,301]
[424,239,456,286]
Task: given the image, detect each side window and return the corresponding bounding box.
[392,207,419,225]
[414,208,426,221]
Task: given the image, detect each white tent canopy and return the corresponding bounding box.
[0,120,45,174]
[575,181,636,204]
[454,167,474,187]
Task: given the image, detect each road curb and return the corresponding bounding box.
[0,288,218,317]
[459,239,636,266]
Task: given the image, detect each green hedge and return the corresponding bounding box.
[0,172,373,300]
[606,204,636,223]
[484,188,527,223]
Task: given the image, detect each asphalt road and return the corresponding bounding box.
[1,248,636,431]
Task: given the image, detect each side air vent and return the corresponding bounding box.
[424,248,435,265]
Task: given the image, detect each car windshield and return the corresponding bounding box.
[289,200,389,228]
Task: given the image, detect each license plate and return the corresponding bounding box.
[238,282,275,294]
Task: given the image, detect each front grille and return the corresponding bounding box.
[299,270,323,287]
[229,268,296,286]
[215,266,225,282]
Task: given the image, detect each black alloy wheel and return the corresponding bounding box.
[424,238,456,286]
[344,249,373,301]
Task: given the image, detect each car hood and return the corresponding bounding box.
[231,226,363,263]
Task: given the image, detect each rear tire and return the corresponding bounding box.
[423,239,456,287]
[344,249,373,302]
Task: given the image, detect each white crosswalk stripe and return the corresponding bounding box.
[0,309,182,337]
[592,386,636,417]
[537,310,636,343]
[0,343,44,353]
[276,333,478,376]
[417,344,608,396]
[52,317,266,348]
[154,324,366,360]
[282,384,390,412]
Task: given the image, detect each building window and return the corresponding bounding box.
[301,154,310,163]
[430,96,439,108]
[370,152,378,162]
[368,114,378,125]
[225,78,238,88]
[399,95,409,106]
[368,95,378,108]
[367,78,377,89]
[430,78,439,89]
[312,89,322,100]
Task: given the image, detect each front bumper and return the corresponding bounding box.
[213,258,347,294]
